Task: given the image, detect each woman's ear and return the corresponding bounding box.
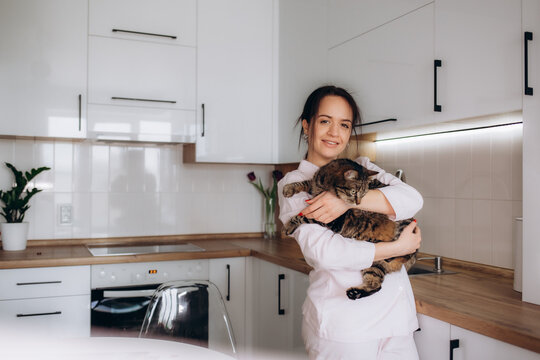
[302,119,309,135]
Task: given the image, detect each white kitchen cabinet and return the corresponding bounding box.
[414,314,540,360]
[328,4,434,133]
[0,0,87,139]
[326,0,432,49]
[194,0,275,163]
[209,257,246,354]
[434,0,522,123]
[249,258,309,358]
[89,0,196,47]
[0,266,90,338]
[522,0,540,306]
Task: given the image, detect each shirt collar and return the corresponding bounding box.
[298,160,319,178]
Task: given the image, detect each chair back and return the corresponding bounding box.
[139,280,237,357]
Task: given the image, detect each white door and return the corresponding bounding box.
[196,0,275,163]
[434,0,522,122]
[328,4,434,134]
[0,0,87,138]
[414,314,451,360]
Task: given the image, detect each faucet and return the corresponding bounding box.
[395,169,406,182]
[417,256,443,273]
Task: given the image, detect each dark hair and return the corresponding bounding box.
[296,85,362,146]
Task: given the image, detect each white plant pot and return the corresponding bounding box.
[1,222,29,251]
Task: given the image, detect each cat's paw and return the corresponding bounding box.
[284,216,303,235]
[346,287,379,300]
[282,184,296,198]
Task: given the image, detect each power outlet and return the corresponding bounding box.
[59,204,72,225]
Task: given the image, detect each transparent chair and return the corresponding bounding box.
[139,280,237,358]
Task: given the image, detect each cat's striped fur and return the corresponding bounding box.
[283,158,416,299]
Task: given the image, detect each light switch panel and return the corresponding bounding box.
[59,204,72,225]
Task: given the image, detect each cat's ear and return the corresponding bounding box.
[344,170,359,180]
[367,170,379,177]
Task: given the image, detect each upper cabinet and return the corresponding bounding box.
[328,4,434,133]
[190,0,275,163]
[88,0,196,47]
[0,0,87,139]
[327,0,524,134]
[87,0,197,143]
[434,0,522,122]
[326,0,432,48]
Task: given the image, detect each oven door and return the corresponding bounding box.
[91,284,158,337]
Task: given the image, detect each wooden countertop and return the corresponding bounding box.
[0,235,538,353]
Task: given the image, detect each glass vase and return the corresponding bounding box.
[264,196,277,239]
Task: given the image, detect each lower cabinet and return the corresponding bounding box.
[209,257,246,354]
[415,314,540,360]
[247,257,309,359]
[0,266,91,338]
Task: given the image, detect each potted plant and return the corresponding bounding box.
[0,163,50,251]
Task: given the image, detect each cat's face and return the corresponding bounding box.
[334,169,371,205]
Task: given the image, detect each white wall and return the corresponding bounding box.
[375,114,522,269]
[0,140,274,240]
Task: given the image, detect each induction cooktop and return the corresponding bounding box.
[86,243,205,256]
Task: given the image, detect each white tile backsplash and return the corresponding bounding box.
[0,140,272,239]
[376,116,522,268]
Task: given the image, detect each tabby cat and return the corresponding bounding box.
[283,158,416,300]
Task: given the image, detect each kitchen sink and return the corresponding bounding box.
[86,243,205,256]
[407,263,457,276]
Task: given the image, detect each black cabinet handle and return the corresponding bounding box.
[16,281,62,286]
[434,59,442,112]
[525,32,534,96]
[357,118,397,127]
[278,274,285,315]
[226,264,231,301]
[78,94,82,131]
[112,29,177,40]
[450,339,460,360]
[111,97,176,104]
[201,103,206,137]
[17,311,62,318]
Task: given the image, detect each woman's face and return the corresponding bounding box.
[302,95,353,167]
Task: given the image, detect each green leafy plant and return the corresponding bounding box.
[0,163,50,223]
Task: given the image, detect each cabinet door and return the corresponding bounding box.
[414,314,451,360]
[0,295,90,337]
[196,0,274,163]
[88,37,196,110]
[434,0,522,122]
[328,4,434,134]
[89,0,196,47]
[0,0,87,138]
[450,325,540,360]
[327,0,432,48]
[209,257,246,353]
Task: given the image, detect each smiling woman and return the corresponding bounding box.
[278,85,423,360]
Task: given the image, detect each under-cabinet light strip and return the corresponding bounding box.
[374,121,523,142]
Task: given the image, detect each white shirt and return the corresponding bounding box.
[278,157,423,342]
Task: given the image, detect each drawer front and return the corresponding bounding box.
[89,0,196,47]
[88,36,196,110]
[87,104,196,143]
[0,295,90,337]
[0,266,90,300]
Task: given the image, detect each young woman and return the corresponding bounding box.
[278,86,423,360]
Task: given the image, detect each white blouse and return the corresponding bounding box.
[278,157,423,342]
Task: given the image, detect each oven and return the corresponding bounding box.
[90,260,209,338]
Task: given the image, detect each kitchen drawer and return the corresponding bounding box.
[89,0,196,47]
[0,266,90,300]
[0,295,90,337]
[87,104,196,142]
[88,36,196,111]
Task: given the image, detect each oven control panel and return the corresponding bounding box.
[90,260,209,289]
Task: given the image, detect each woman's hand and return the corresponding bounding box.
[301,191,353,224]
[373,221,421,261]
[393,221,422,256]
